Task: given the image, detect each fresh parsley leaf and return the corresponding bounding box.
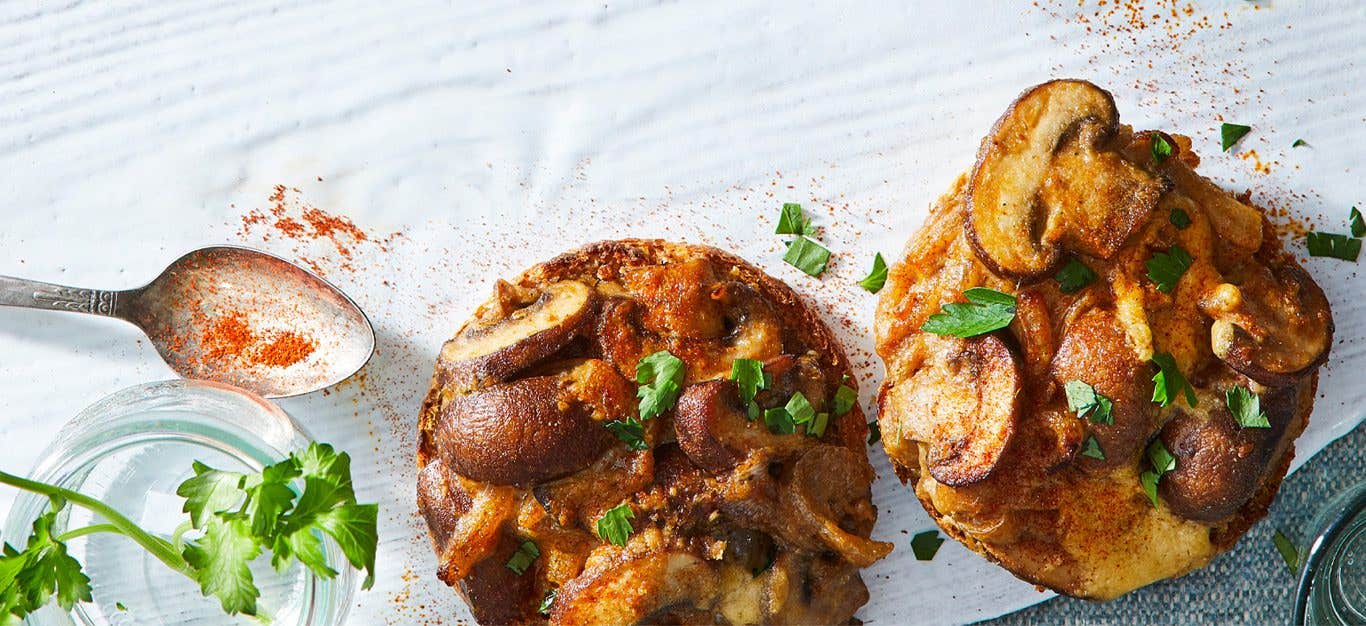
[1226,386,1270,428]
[775,203,816,236]
[807,412,830,438]
[1054,258,1097,294]
[241,459,299,539]
[5,506,92,616]
[1292,139,1308,148]
[1274,529,1303,573]
[1145,246,1193,293]
[300,505,377,590]
[182,516,262,616]
[858,253,888,293]
[636,350,685,421]
[1146,438,1176,474]
[867,421,881,445]
[505,540,540,575]
[729,358,769,414]
[1063,380,1114,424]
[1306,232,1362,261]
[605,417,649,450]
[920,288,1017,338]
[1351,207,1365,237]
[763,407,795,435]
[177,462,245,530]
[596,504,635,547]
[539,589,557,616]
[1081,436,1106,460]
[783,236,831,277]
[910,530,945,561]
[1151,134,1173,163]
[833,385,857,416]
[1170,208,1192,230]
[1221,122,1251,152]
[1151,352,1198,408]
[785,392,816,426]
[1138,438,1179,507]
[115,602,127,611]
[1139,469,1162,507]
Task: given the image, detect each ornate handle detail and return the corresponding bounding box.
[0,276,121,317]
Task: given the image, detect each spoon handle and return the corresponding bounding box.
[0,276,120,317]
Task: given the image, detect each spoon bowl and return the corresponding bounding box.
[0,246,375,398]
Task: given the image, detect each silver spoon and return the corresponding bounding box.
[0,245,375,398]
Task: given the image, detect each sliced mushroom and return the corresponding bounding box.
[1050,308,1159,467]
[1009,289,1056,385]
[415,460,516,584]
[890,335,1022,486]
[1157,386,1295,521]
[784,446,894,568]
[1205,264,1333,387]
[550,551,721,626]
[752,353,828,412]
[674,376,816,475]
[440,280,597,390]
[966,79,1168,278]
[456,533,536,624]
[434,360,626,485]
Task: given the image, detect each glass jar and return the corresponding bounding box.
[2,380,356,626]
[1294,479,1366,625]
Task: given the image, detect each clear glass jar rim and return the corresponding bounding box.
[1293,479,1366,625]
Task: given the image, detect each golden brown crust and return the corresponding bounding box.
[875,81,1326,600]
[418,239,890,624]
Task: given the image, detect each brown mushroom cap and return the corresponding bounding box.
[439,280,597,391]
[966,79,1168,279]
[457,533,537,624]
[1157,385,1296,521]
[1206,264,1333,387]
[883,334,1021,486]
[434,360,625,485]
[1050,308,1159,467]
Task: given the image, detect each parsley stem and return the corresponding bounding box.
[56,523,123,542]
[0,469,195,579]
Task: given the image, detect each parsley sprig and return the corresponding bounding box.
[1151,352,1198,408]
[0,442,377,621]
[635,350,685,421]
[1145,246,1192,293]
[1064,380,1114,424]
[1226,386,1270,428]
[775,203,830,277]
[1139,438,1177,507]
[858,253,888,293]
[920,288,1017,338]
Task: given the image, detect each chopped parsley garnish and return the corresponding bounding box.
[833,384,858,416]
[605,417,648,450]
[1170,208,1192,230]
[1151,352,1198,408]
[1306,232,1361,261]
[1139,438,1177,507]
[807,412,830,438]
[1151,134,1173,164]
[1292,139,1308,148]
[505,540,540,575]
[730,358,769,419]
[920,288,1017,338]
[858,253,888,293]
[783,236,831,277]
[596,504,635,547]
[763,407,795,435]
[1054,258,1098,294]
[1081,436,1106,460]
[1220,123,1252,152]
[116,602,127,611]
[1226,386,1270,428]
[1063,380,1114,424]
[1274,529,1303,573]
[636,351,685,421]
[785,392,816,426]
[867,421,881,445]
[1351,207,1365,237]
[539,589,557,616]
[1145,246,1193,293]
[910,530,946,561]
[775,202,817,237]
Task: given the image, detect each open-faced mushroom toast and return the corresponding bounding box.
[418,239,892,625]
[874,80,1333,599]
